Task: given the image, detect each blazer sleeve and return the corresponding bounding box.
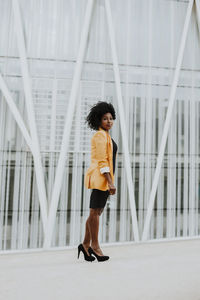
[93,132,110,174]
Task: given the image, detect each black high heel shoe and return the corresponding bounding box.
[77,244,95,262]
[88,247,109,262]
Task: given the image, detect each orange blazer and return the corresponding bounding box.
[84,127,114,191]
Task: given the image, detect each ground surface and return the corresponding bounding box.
[0,239,200,300]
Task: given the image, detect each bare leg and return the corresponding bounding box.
[82,218,91,255]
[82,208,105,256]
[88,208,104,256]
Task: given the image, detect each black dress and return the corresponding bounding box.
[89,138,118,209]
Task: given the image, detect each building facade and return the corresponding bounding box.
[0,0,199,251]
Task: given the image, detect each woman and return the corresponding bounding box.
[78,101,118,262]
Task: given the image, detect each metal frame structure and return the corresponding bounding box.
[12,0,48,230]
[0,74,33,150]
[104,0,139,242]
[43,0,95,248]
[142,0,194,241]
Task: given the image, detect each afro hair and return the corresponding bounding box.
[85,101,116,131]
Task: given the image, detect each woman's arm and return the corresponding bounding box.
[103,172,116,195]
[94,132,116,194]
[94,132,110,173]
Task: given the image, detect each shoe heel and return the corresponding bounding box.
[77,244,95,262]
[77,248,81,259]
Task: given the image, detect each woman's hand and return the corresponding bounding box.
[108,183,116,195]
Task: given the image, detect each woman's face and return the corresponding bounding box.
[100,112,114,131]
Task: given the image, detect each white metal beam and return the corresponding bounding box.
[104,0,139,242]
[43,0,95,248]
[142,0,194,241]
[12,0,48,229]
[195,0,200,33]
[0,73,33,150]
